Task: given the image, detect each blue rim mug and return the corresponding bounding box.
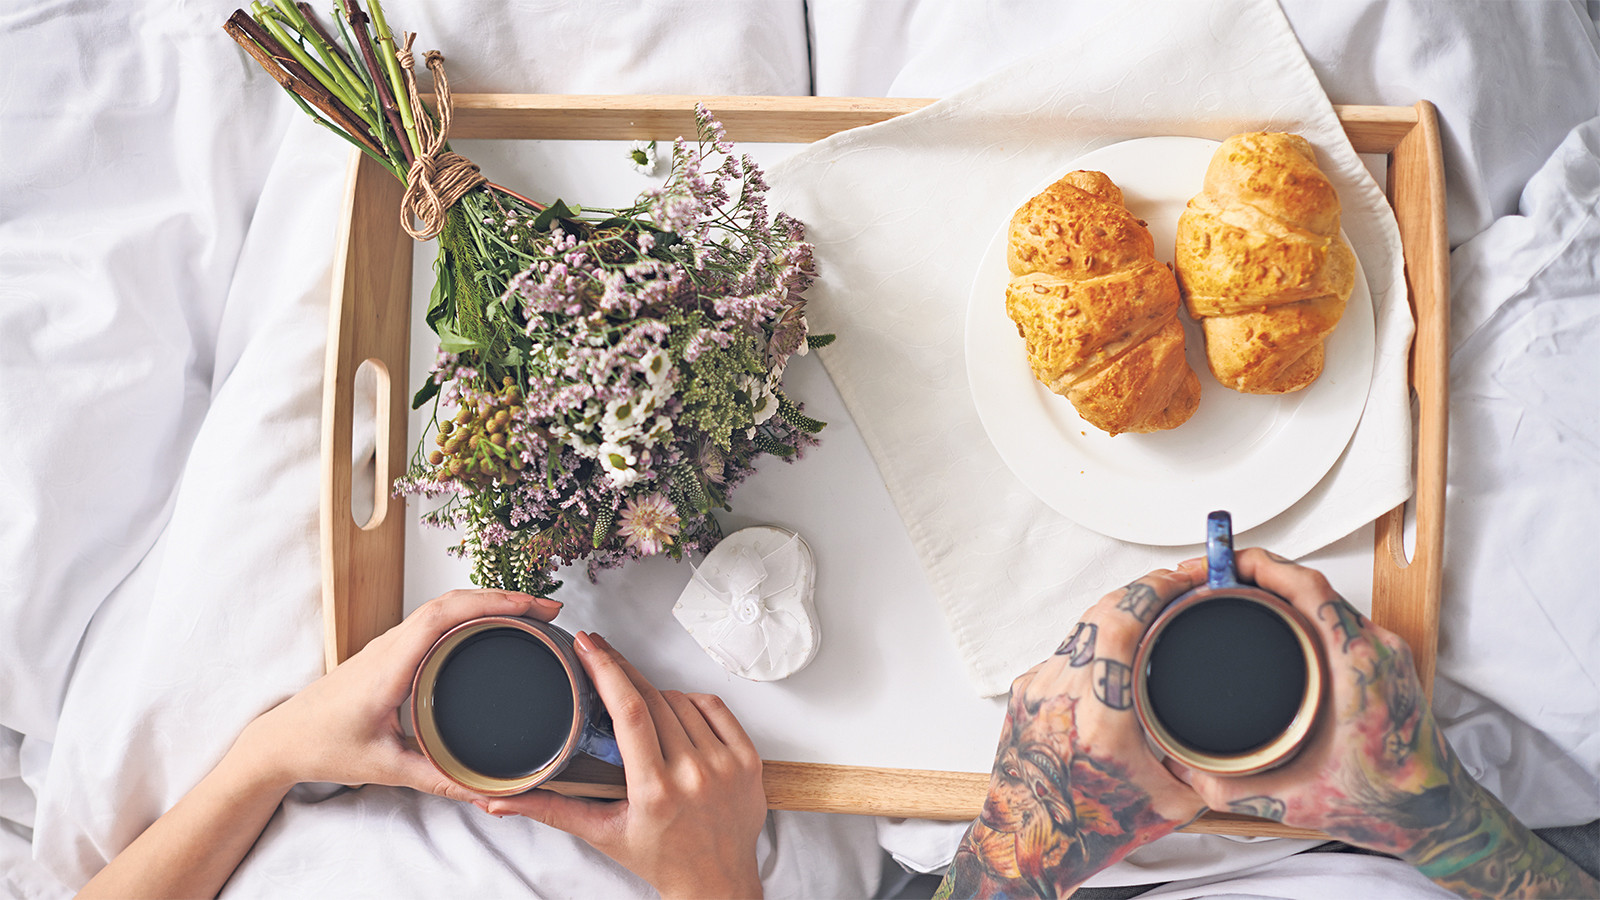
[411,616,623,796]
[1132,511,1327,776]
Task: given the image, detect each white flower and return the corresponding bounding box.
[741,373,780,425]
[602,395,648,442]
[643,415,674,445]
[641,347,673,388]
[751,382,779,425]
[568,430,602,459]
[599,441,643,488]
[764,360,786,393]
[628,140,660,176]
[576,402,603,430]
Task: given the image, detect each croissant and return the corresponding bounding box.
[1175,132,1356,394]
[1005,170,1200,435]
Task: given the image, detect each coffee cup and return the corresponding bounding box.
[1132,511,1326,776]
[411,616,622,795]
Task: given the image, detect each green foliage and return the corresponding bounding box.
[666,461,710,520]
[591,503,616,549]
[777,394,826,433]
[666,309,764,449]
[752,430,796,457]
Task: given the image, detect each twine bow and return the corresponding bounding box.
[397,34,485,241]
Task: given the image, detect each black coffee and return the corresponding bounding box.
[1144,597,1306,755]
[431,628,575,778]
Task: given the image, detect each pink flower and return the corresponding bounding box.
[617,493,681,556]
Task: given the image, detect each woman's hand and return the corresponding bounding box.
[488,633,767,900]
[78,588,560,899]
[235,588,562,800]
[1175,549,1600,899]
[936,564,1208,899]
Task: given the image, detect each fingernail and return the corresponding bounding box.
[575,631,597,653]
[533,595,563,610]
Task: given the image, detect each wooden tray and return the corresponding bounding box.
[322,97,1448,839]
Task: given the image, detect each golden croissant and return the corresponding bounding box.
[1175,132,1356,394]
[1005,170,1200,435]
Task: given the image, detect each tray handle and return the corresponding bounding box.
[321,151,414,672]
[1370,101,1448,696]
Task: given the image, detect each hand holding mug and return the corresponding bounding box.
[237,589,562,801]
[1169,547,1465,853]
[937,565,1208,899]
[488,633,767,900]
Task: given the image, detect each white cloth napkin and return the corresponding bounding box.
[769,0,1411,697]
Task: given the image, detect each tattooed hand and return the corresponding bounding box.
[1173,549,1599,899]
[935,566,1207,899]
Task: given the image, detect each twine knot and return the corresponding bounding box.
[398,33,485,241]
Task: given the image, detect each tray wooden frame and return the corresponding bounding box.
[322,96,1447,839]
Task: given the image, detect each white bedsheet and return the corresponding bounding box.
[3,1,1597,898]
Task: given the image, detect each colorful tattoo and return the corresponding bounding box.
[1256,625,1599,898]
[1054,623,1097,667]
[1228,796,1286,821]
[1091,659,1133,710]
[1318,596,1365,652]
[1116,582,1163,623]
[934,690,1181,899]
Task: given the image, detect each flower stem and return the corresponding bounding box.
[277,0,371,110]
[252,3,372,132]
[363,0,422,159]
[485,181,546,212]
[224,10,385,158]
[288,90,404,179]
[338,0,413,169]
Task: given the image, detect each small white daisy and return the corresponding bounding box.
[628,140,660,176]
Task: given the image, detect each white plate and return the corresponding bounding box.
[966,136,1375,546]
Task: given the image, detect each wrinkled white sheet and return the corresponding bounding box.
[2,1,1598,898]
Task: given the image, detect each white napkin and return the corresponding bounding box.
[768,0,1412,697]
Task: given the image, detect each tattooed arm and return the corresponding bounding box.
[935,566,1208,899]
[1175,549,1599,900]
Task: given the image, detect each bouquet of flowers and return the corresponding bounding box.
[225,0,829,596]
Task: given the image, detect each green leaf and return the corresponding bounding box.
[437,322,483,354]
[425,251,454,331]
[531,199,581,232]
[806,333,837,350]
[643,225,682,256]
[493,500,516,528]
[411,378,440,410]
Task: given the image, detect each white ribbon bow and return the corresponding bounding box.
[681,534,808,676]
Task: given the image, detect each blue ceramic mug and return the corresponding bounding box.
[1132,511,1326,776]
[411,616,623,795]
